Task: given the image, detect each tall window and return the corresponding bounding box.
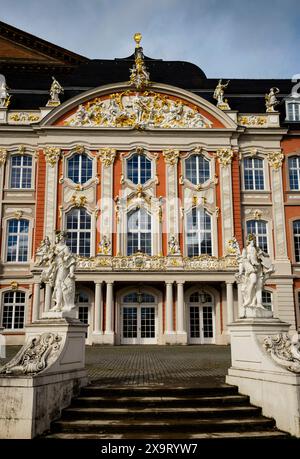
[10,154,32,189]
[288,156,300,190]
[262,290,272,311]
[286,102,300,121]
[246,220,268,253]
[67,153,93,184]
[2,291,25,329]
[127,154,152,184]
[243,157,264,190]
[127,208,152,255]
[185,155,210,185]
[66,208,91,257]
[293,220,300,262]
[186,208,212,257]
[6,219,29,262]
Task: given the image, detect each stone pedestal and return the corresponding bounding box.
[226,318,300,437]
[0,317,88,439]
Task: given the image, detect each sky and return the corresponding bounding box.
[0,0,300,78]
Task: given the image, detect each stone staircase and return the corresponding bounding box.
[43,384,288,439]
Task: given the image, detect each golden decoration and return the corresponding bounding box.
[216,148,233,166]
[8,112,40,123]
[44,147,61,167]
[0,148,7,165]
[10,281,19,291]
[134,32,142,47]
[267,151,284,170]
[18,145,26,154]
[129,32,150,90]
[163,149,179,166]
[75,145,85,154]
[253,209,262,220]
[71,195,87,208]
[14,210,23,220]
[238,115,267,127]
[98,148,116,167]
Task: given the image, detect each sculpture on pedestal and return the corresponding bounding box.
[236,234,274,318]
[213,79,230,110]
[265,87,280,112]
[46,76,64,107]
[0,74,11,108]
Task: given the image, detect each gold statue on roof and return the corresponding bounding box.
[129,33,150,90]
[213,79,230,110]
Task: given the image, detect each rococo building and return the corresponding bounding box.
[0,21,299,346]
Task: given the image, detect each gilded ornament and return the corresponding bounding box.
[129,33,150,91]
[0,148,7,165]
[14,210,23,219]
[267,151,284,170]
[8,112,40,124]
[163,149,179,166]
[75,145,85,154]
[98,148,116,167]
[216,148,233,166]
[71,194,87,208]
[238,115,267,127]
[213,79,230,110]
[253,209,262,220]
[44,147,61,167]
[10,281,19,291]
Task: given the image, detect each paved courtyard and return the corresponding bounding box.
[0,345,231,386]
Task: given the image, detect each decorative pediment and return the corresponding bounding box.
[62,91,213,130]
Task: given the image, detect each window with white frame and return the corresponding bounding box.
[6,219,29,262]
[10,154,33,189]
[185,154,210,185]
[186,208,212,257]
[243,157,264,190]
[67,153,93,184]
[262,290,273,311]
[65,208,91,257]
[2,291,25,329]
[127,208,152,255]
[246,220,268,253]
[126,153,152,185]
[288,156,300,190]
[293,220,300,262]
[286,101,300,121]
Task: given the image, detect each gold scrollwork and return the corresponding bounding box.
[98,148,116,167]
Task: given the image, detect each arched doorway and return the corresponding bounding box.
[187,290,216,344]
[120,291,159,344]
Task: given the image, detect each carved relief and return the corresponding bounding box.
[267,151,284,170]
[98,236,111,255]
[238,115,267,127]
[216,148,233,166]
[263,333,300,373]
[8,112,40,124]
[98,148,116,167]
[0,333,62,375]
[163,149,179,165]
[44,147,61,167]
[0,148,7,165]
[71,194,87,208]
[63,92,212,130]
[225,237,240,256]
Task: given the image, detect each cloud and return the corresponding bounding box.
[0,0,300,77]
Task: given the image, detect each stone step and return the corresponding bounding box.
[62,405,261,420]
[44,430,288,440]
[51,416,275,434]
[81,385,238,398]
[72,394,250,408]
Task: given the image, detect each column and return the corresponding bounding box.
[32,282,41,322]
[104,282,114,342]
[44,283,52,312]
[94,282,103,334]
[226,281,234,325]
[165,281,175,343]
[176,281,187,344]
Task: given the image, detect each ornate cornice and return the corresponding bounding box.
[44,147,61,167]
[267,151,284,170]
[98,148,116,167]
[216,148,233,166]
[163,149,179,166]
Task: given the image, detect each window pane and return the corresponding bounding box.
[127,154,152,184]
[66,209,91,256]
[186,155,210,185]
[10,155,32,189]
[6,219,29,262]
[289,156,300,190]
[2,291,25,329]
[186,208,212,257]
[127,208,152,255]
[262,290,272,311]
[294,220,300,262]
[67,153,93,184]
[244,157,264,190]
[246,220,268,253]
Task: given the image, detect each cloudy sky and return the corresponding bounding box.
[1,0,300,78]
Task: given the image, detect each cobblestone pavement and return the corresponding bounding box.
[0,345,231,386]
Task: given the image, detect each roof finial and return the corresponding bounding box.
[134,32,142,48]
[129,33,150,91]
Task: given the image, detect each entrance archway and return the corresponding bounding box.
[186,288,216,344]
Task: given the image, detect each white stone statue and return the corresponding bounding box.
[236,234,274,318]
[265,87,280,112]
[47,76,64,106]
[98,235,111,255]
[0,74,10,108]
[168,235,180,255]
[213,79,230,109]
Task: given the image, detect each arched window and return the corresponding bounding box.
[243,157,264,190]
[10,154,32,189]
[288,156,300,190]
[127,153,152,184]
[66,208,91,257]
[67,153,93,184]
[123,292,155,303]
[2,291,25,329]
[293,220,300,262]
[6,219,29,262]
[127,208,152,255]
[190,291,212,303]
[246,220,268,253]
[185,155,210,185]
[186,208,212,257]
[262,290,272,311]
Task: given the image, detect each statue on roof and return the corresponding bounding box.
[265,87,280,112]
[213,79,230,110]
[0,74,11,108]
[129,33,150,91]
[46,76,64,107]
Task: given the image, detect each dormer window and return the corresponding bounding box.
[286,101,300,121]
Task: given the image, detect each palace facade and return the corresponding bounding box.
[0,22,300,346]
